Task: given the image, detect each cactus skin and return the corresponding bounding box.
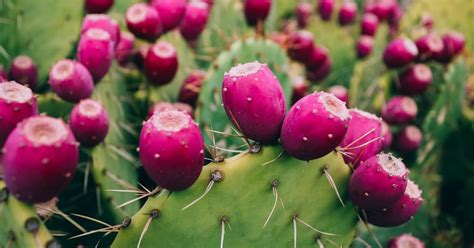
[111,146,357,247]
[150,0,187,32]
[77,28,114,82]
[81,14,120,47]
[2,116,78,203]
[48,59,94,103]
[8,55,38,90]
[179,1,210,42]
[70,99,109,147]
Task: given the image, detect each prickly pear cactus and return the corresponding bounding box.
[112,147,357,247]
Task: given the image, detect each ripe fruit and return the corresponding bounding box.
[139,109,204,190]
[125,3,163,41]
[306,58,332,83]
[340,109,383,168]
[179,1,210,41]
[365,0,397,21]
[305,45,329,70]
[287,31,315,63]
[394,125,422,153]
[415,34,444,61]
[382,96,418,124]
[361,13,379,36]
[77,28,114,82]
[328,85,349,105]
[115,31,135,66]
[150,0,186,32]
[244,0,272,26]
[349,153,408,210]
[338,1,357,26]
[434,32,465,63]
[381,120,392,149]
[318,0,334,21]
[419,12,434,30]
[387,234,425,248]
[398,64,433,95]
[356,35,374,58]
[281,91,350,160]
[85,0,114,13]
[49,60,94,103]
[2,116,78,203]
[383,38,418,68]
[81,14,120,46]
[296,2,312,28]
[148,102,193,119]
[69,99,109,147]
[222,62,286,144]
[0,81,38,147]
[178,70,206,108]
[291,77,308,105]
[8,55,38,90]
[145,41,179,86]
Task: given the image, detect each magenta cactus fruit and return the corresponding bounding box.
[434,32,465,63]
[148,102,194,119]
[338,1,357,26]
[243,0,272,26]
[318,0,334,21]
[349,153,408,210]
[134,43,151,69]
[387,234,425,248]
[115,31,135,66]
[173,102,194,118]
[139,109,204,190]
[222,61,286,144]
[383,38,418,68]
[179,1,210,42]
[415,34,444,61]
[365,0,397,21]
[361,13,379,36]
[281,92,350,161]
[49,60,94,103]
[305,45,329,70]
[394,125,422,153]
[356,35,374,58]
[364,179,423,227]
[69,99,109,147]
[81,14,120,46]
[381,120,392,149]
[382,96,418,124]
[398,64,433,95]
[2,116,79,203]
[8,55,38,90]
[150,0,186,32]
[388,4,402,28]
[419,12,434,30]
[296,2,312,28]
[85,0,114,13]
[145,41,179,86]
[77,28,114,82]
[291,77,308,105]
[0,81,38,147]
[306,56,332,83]
[125,3,162,41]
[287,31,315,63]
[340,109,383,168]
[178,70,206,108]
[328,85,349,105]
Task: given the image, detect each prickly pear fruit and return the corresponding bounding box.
[69,99,109,147]
[328,85,349,105]
[415,33,444,61]
[178,70,206,108]
[115,31,135,66]
[349,153,408,210]
[145,41,179,86]
[139,109,204,190]
[287,31,315,63]
[383,38,418,68]
[291,77,308,105]
[81,14,120,46]
[381,120,392,149]
[150,0,186,32]
[318,0,334,21]
[296,2,312,28]
[77,28,114,82]
[305,45,329,70]
[8,55,38,90]
[356,35,374,59]
[387,234,425,248]
[179,1,210,42]
[148,102,194,119]
[306,58,332,83]
[382,96,418,124]
[222,62,286,144]
[48,59,94,103]
[85,0,114,13]
[398,64,432,95]
[365,0,397,21]
[394,125,422,153]
[338,1,357,26]
[361,13,379,36]
[281,91,350,161]
[244,0,272,26]
[434,32,465,63]
[125,3,163,41]
[2,116,78,203]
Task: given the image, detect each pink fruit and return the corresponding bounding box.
[85,0,114,13]
[287,31,315,63]
[338,1,357,26]
[69,99,109,147]
[306,56,332,83]
[388,4,402,27]
[148,102,194,119]
[296,2,312,28]
[328,85,349,105]
[49,60,94,103]
[349,153,408,210]
[291,77,308,105]
[145,41,178,86]
[244,0,272,26]
[150,0,186,32]
[173,102,194,118]
[0,81,38,147]
[382,96,417,124]
[305,45,329,70]
[366,0,397,21]
[383,38,418,68]
[434,32,465,63]
[222,62,286,144]
[381,120,392,149]
[2,116,78,203]
[419,12,434,30]
[398,64,432,95]
[387,234,425,248]
[281,91,350,160]
[139,109,204,190]
[81,14,120,46]
[340,109,383,168]
[179,1,210,42]
[8,55,38,90]
[178,70,206,108]
[318,0,334,21]
[394,125,422,153]
[415,34,444,61]
[361,13,379,36]
[77,28,114,82]
[134,43,151,69]
[356,35,374,58]
[364,179,423,227]
[125,3,163,41]
[115,31,135,66]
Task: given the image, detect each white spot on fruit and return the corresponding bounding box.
[0,81,33,103]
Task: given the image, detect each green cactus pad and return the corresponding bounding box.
[112,146,357,247]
